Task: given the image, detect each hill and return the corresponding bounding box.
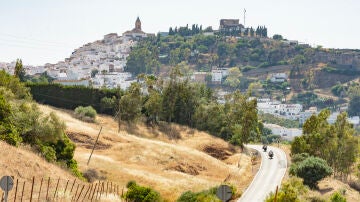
[38,104,254,201]
[125,34,360,110]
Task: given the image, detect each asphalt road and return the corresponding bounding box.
[238,145,287,202]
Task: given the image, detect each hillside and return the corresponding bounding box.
[125,34,360,110]
[38,104,254,201]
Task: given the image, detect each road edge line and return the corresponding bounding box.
[238,145,264,201]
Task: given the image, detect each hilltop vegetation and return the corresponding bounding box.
[0,69,81,177]
[125,31,360,111]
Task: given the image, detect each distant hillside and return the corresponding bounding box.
[125,33,360,109]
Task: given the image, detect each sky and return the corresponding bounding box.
[0,0,359,65]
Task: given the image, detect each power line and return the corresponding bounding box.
[0,37,70,49]
[0,32,72,47]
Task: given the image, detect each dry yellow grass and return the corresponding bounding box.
[38,104,253,201]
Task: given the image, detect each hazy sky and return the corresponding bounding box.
[1,0,359,65]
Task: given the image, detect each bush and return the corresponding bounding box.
[330,191,346,202]
[265,177,308,202]
[74,106,97,122]
[83,169,106,183]
[40,145,57,162]
[67,159,83,179]
[290,156,333,188]
[124,181,163,202]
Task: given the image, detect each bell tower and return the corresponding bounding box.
[135,17,141,30]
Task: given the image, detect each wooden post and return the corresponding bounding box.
[87,184,93,200]
[72,184,80,201]
[274,185,278,202]
[38,178,43,202]
[110,181,112,194]
[82,184,91,201]
[95,182,101,200]
[64,180,69,195]
[76,185,85,201]
[99,182,104,200]
[87,126,103,165]
[20,181,25,202]
[106,181,109,196]
[90,183,98,201]
[53,178,60,199]
[46,177,50,201]
[30,176,35,202]
[13,179,18,202]
[69,179,76,194]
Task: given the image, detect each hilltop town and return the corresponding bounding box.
[1,17,360,141]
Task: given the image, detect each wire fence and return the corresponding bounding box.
[1,176,123,201]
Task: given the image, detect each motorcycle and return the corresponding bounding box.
[262,145,267,152]
[268,150,274,159]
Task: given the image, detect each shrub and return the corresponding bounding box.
[124,181,163,202]
[40,145,57,162]
[74,106,97,122]
[67,159,84,179]
[290,157,333,188]
[330,191,347,202]
[265,177,308,202]
[83,169,106,183]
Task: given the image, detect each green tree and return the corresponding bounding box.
[224,67,242,89]
[290,156,333,188]
[117,83,142,124]
[225,91,259,147]
[348,95,360,116]
[14,59,26,82]
[272,34,283,40]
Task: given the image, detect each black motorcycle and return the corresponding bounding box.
[268,150,274,159]
[262,145,267,152]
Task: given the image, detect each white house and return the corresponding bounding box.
[270,73,287,83]
[264,123,302,141]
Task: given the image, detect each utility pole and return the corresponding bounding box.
[87,126,103,165]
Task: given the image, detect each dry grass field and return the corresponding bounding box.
[37,104,254,201]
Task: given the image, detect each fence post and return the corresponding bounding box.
[82,184,91,201]
[20,181,25,202]
[13,179,18,202]
[76,185,85,201]
[38,178,43,202]
[30,176,35,202]
[72,183,79,201]
[87,184,93,200]
[110,181,112,194]
[69,179,76,194]
[46,177,50,201]
[63,179,69,196]
[106,181,109,196]
[53,178,60,200]
[90,183,98,201]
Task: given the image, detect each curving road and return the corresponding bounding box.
[238,145,287,202]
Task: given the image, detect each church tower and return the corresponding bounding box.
[135,17,141,30]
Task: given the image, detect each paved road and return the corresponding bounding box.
[238,145,287,202]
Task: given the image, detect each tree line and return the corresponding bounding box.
[116,67,259,147]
